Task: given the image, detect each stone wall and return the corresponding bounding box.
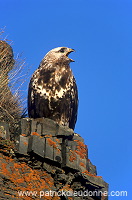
[0,118,108,200]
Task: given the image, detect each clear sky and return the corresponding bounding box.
[1,0,131,199]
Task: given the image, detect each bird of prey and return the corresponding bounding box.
[28,47,78,130]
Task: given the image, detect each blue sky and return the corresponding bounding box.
[1,0,131,199]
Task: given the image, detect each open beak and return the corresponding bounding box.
[66,48,75,62]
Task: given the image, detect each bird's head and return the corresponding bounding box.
[44,47,75,64]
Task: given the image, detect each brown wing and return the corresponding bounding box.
[28,67,78,130]
[28,77,52,119]
[69,77,78,130]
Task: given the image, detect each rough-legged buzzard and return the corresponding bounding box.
[28,47,78,130]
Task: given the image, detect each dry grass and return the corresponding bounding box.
[0,29,29,135]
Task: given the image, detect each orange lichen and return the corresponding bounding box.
[1,163,10,176]
[0,152,56,200]
[47,138,57,149]
[24,141,28,146]
[31,132,40,136]
[47,138,61,153]
[56,149,61,153]
[79,162,86,168]
[15,178,25,183]
[74,140,87,159]
[69,150,77,162]
[55,138,61,143]
[21,134,26,136]
[44,134,52,138]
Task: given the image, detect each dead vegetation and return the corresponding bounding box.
[0,29,28,135]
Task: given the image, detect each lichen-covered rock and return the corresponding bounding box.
[0,118,108,200]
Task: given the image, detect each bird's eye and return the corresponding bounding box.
[59,48,65,53]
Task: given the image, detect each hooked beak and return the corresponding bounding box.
[66,48,75,62]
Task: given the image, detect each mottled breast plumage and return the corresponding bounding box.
[28,47,78,130]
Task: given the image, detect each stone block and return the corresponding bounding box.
[21,118,31,136]
[37,118,74,137]
[45,137,62,163]
[16,135,29,155]
[57,124,74,137]
[61,138,88,172]
[28,135,45,158]
[29,118,58,136]
[63,146,78,170]
[40,118,58,136]
[44,137,54,160]
[31,119,41,134]
[66,140,77,151]
[64,146,87,172]
[21,118,75,138]
[53,138,62,163]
